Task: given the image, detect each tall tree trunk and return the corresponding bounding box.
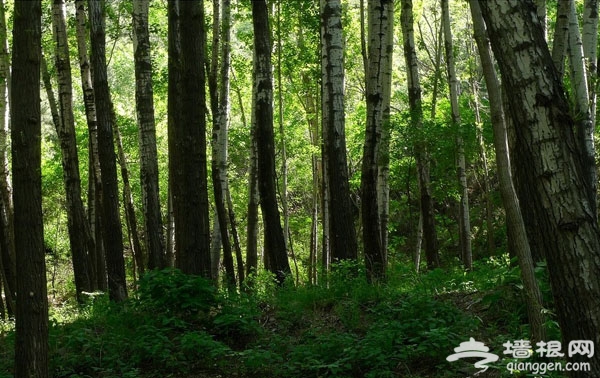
[88,0,128,302]
[12,0,49,375]
[75,0,105,290]
[0,0,14,317]
[362,0,393,281]
[251,0,291,285]
[321,0,358,264]
[401,0,440,270]
[469,0,545,343]
[479,2,600,374]
[442,0,471,269]
[551,0,570,78]
[133,0,166,271]
[51,0,94,302]
[168,0,211,278]
[113,119,145,279]
[567,0,597,215]
[208,0,236,289]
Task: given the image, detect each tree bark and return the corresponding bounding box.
[168,0,211,278]
[75,0,105,291]
[469,0,546,344]
[566,0,597,215]
[551,0,570,78]
[582,0,598,123]
[442,0,471,269]
[251,0,291,285]
[479,1,600,374]
[321,0,358,264]
[51,0,94,302]
[12,0,49,375]
[88,0,128,302]
[362,0,394,281]
[401,0,440,270]
[133,0,166,271]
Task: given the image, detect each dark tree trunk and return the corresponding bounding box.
[12,0,49,375]
[321,0,358,264]
[88,0,128,302]
[133,0,166,270]
[479,1,600,375]
[168,0,211,278]
[251,0,291,285]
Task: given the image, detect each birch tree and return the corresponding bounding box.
[251,0,291,285]
[321,0,358,263]
[133,0,166,270]
[401,0,440,270]
[362,0,394,280]
[51,0,93,301]
[479,1,600,374]
[88,0,128,302]
[442,0,471,269]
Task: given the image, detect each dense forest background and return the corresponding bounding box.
[1,0,600,377]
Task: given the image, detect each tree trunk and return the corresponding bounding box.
[566,0,597,215]
[113,119,145,279]
[51,0,94,302]
[582,0,598,124]
[442,0,471,269]
[362,0,394,281]
[12,0,49,375]
[401,0,440,270]
[75,0,105,291]
[0,0,14,317]
[88,0,128,302]
[321,0,358,265]
[133,0,166,271]
[469,0,545,344]
[251,0,291,285]
[551,0,570,78]
[479,2,600,374]
[168,0,211,278]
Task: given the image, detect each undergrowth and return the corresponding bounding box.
[0,257,563,377]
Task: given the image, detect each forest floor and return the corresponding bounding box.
[0,257,566,377]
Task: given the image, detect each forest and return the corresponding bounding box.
[1,0,600,377]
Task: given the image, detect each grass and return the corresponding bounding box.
[0,257,566,377]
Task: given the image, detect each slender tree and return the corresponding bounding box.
[51,0,94,302]
[168,0,211,277]
[88,0,128,302]
[442,0,471,269]
[75,0,105,290]
[0,0,14,317]
[12,0,49,375]
[321,0,358,264]
[479,1,600,374]
[132,0,166,270]
[251,0,291,285]
[469,0,546,343]
[401,0,440,270]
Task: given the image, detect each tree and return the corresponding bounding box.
[362,0,394,281]
[479,1,600,374]
[133,0,166,270]
[88,0,128,302]
[12,0,49,375]
[401,0,440,270]
[168,0,211,277]
[51,0,93,302]
[469,0,546,344]
[441,0,471,269]
[321,0,358,263]
[75,0,105,290]
[251,0,291,285]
